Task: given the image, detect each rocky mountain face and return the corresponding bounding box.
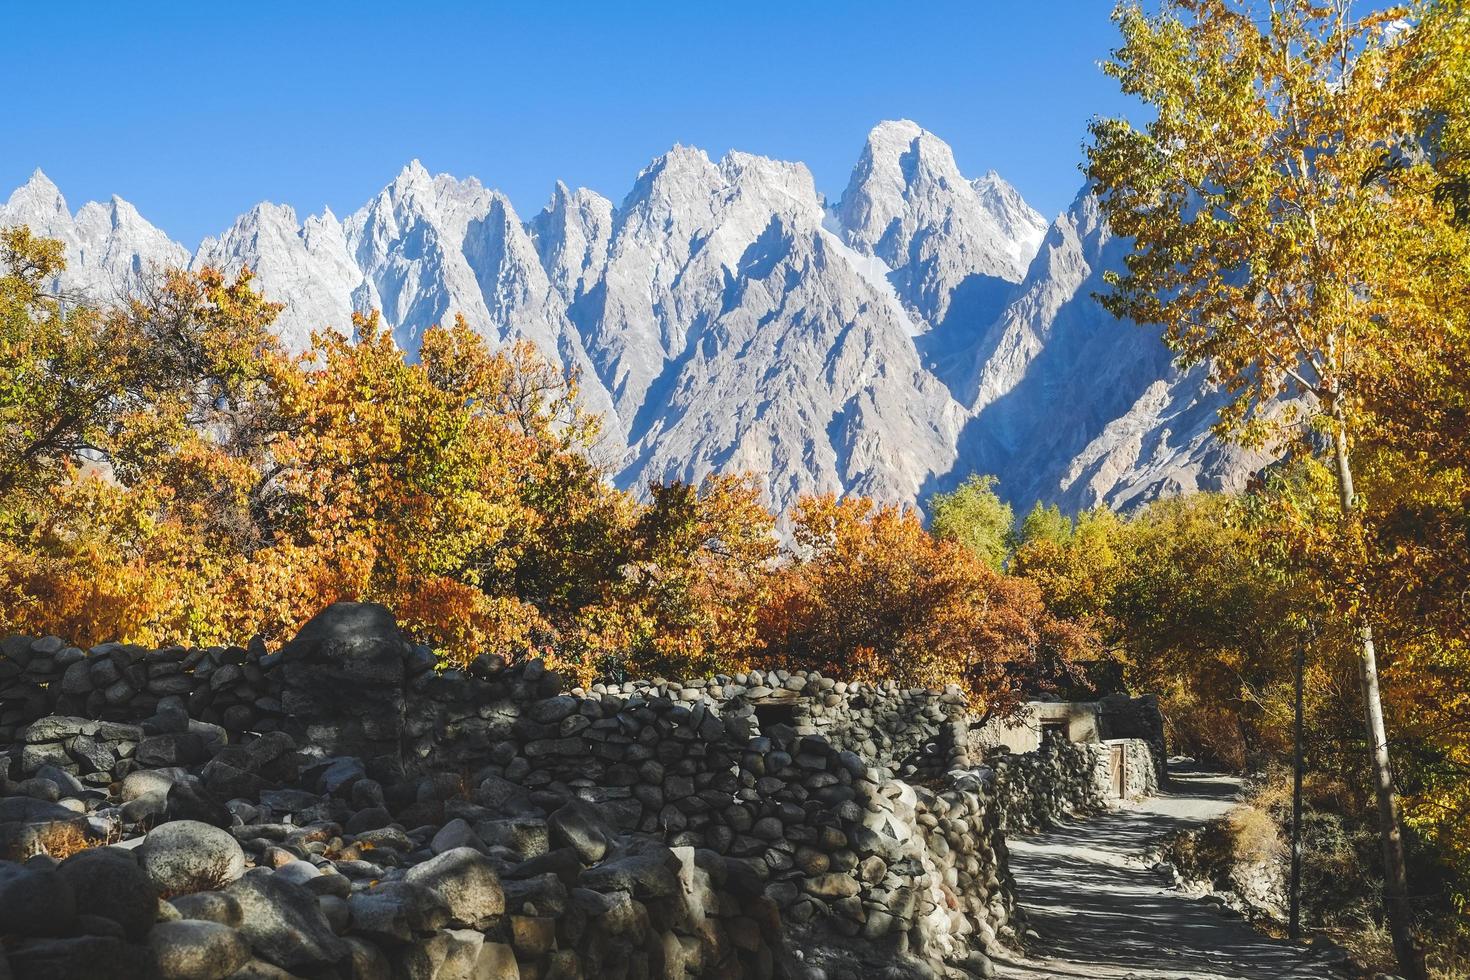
[1,169,189,302]
[1,121,1266,516]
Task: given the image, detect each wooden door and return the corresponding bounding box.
[1110,744,1126,798]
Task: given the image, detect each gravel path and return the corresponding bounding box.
[991,765,1348,980]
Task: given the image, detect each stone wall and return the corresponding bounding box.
[1100,738,1160,801]
[1096,694,1168,786]
[968,695,1167,787]
[0,604,1146,979]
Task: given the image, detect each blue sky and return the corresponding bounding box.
[3,1,1137,248]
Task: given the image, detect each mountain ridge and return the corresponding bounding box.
[1,120,1268,517]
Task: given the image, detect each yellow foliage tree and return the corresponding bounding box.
[560,473,777,685]
[1086,3,1469,971]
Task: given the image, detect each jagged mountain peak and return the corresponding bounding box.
[73,196,175,252]
[857,118,962,180]
[395,158,432,186]
[836,120,1038,331]
[247,200,300,227]
[863,118,928,149]
[845,119,1004,225]
[529,182,613,308]
[1,126,1253,520]
[972,170,1050,263]
[366,159,497,227]
[641,143,716,179]
[534,181,612,229]
[7,168,69,220]
[302,207,344,242]
[621,145,720,212]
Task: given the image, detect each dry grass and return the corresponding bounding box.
[21,820,123,861]
[157,864,240,900]
[1224,805,1284,866]
[26,822,94,860]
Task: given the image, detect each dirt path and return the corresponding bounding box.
[991,765,1348,980]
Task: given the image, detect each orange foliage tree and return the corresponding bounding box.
[0,231,619,657]
[759,494,1088,720]
[0,226,286,645]
[246,313,607,656]
[560,474,777,685]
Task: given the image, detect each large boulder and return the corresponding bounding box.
[340,936,394,980]
[136,733,208,768]
[138,821,246,896]
[277,603,410,778]
[579,850,681,899]
[225,871,346,971]
[169,890,244,927]
[166,781,232,828]
[6,935,153,979]
[56,848,159,940]
[201,731,300,800]
[346,881,449,943]
[150,919,252,980]
[0,860,75,937]
[548,800,613,864]
[403,847,505,928]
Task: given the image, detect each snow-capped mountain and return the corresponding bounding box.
[0,121,1263,516]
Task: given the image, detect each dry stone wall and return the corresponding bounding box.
[0,604,1159,980]
[1097,694,1168,786]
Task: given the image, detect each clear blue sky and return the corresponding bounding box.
[3,1,1137,249]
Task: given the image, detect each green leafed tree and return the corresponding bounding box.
[1016,502,1073,550]
[928,474,1013,571]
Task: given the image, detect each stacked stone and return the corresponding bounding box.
[0,636,73,742]
[0,635,284,747]
[412,661,891,929]
[910,771,1013,964]
[0,753,784,979]
[611,671,969,781]
[984,741,1108,834]
[410,662,970,787]
[11,716,147,793]
[2,605,1150,979]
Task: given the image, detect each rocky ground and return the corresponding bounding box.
[990,764,1351,980]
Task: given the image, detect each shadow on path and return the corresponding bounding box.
[992,764,1347,980]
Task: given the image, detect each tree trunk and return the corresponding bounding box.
[1289,641,1304,941]
[1330,413,1425,980]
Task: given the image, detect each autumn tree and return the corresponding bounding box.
[1015,502,1072,551]
[928,474,1013,570]
[562,474,778,683]
[1110,493,1316,768]
[0,228,289,644]
[761,494,1087,720]
[250,314,587,654]
[1086,3,1468,971]
[0,236,626,659]
[1011,506,1125,630]
[0,228,282,508]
